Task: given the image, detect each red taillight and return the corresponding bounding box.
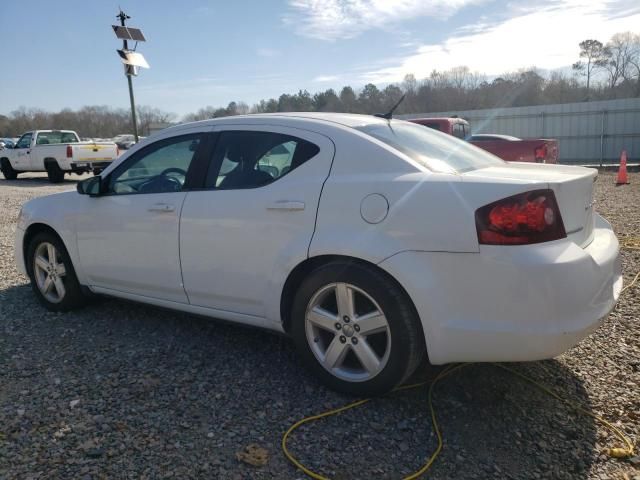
[66,145,73,158]
[116,146,120,157]
[534,144,547,162]
[475,189,566,245]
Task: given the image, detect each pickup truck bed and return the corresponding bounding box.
[468,134,558,164]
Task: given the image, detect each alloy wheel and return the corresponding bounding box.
[33,242,67,303]
[305,282,391,382]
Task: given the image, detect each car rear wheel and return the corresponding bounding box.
[46,162,65,183]
[27,232,86,311]
[291,261,424,396]
[1,159,18,180]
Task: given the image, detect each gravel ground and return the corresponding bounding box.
[0,171,638,480]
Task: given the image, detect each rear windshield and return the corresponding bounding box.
[355,121,504,173]
[36,131,79,145]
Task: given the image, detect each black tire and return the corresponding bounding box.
[1,159,18,180]
[291,261,425,396]
[46,162,65,183]
[26,232,87,312]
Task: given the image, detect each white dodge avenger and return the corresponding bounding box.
[15,113,622,395]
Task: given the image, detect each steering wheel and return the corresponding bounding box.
[159,167,187,179]
[137,167,187,193]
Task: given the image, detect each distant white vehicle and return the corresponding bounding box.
[113,134,145,150]
[1,130,118,183]
[14,113,621,395]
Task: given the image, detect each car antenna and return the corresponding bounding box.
[374,94,406,121]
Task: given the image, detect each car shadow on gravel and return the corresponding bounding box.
[0,283,597,479]
[0,175,85,187]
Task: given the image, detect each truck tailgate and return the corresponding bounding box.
[73,143,118,161]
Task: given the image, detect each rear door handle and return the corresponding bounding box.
[148,203,175,213]
[266,201,305,211]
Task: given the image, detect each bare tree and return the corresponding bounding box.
[450,66,471,90]
[624,33,640,96]
[602,32,635,90]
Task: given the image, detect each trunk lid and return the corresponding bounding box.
[463,163,597,246]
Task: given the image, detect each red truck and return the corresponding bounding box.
[409,117,558,164]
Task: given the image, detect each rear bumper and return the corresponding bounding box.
[70,161,112,173]
[380,214,622,364]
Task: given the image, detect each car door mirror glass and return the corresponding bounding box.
[77,176,102,196]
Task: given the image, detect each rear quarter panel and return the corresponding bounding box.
[309,131,479,262]
[310,132,561,264]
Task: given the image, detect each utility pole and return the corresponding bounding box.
[117,10,139,142]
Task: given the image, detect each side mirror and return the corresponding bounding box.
[77,176,103,196]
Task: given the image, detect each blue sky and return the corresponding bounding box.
[1,1,639,117]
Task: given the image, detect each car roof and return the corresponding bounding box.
[167,112,398,133]
[34,130,76,134]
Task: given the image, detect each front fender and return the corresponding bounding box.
[18,191,88,285]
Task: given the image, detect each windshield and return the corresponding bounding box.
[355,121,504,173]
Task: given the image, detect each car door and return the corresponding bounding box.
[179,125,335,319]
[75,131,210,303]
[12,132,33,170]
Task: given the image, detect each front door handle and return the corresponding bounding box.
[148,203,175,213]
[266,201,305,211]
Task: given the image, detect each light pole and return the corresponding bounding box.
[112,10,149,142]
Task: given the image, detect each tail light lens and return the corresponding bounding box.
[534,144,547,162]
[475,189,566,245]
[66,145,73,158]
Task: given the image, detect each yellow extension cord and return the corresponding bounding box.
[282,240,640,480]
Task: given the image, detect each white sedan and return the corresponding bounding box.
[14,113,622,395]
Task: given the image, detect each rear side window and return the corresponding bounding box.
[356,121,504,173]
[36,132,79,145]
[205,131,320,189]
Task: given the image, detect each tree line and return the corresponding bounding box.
[1,31,638,138]
[0,106,175,139]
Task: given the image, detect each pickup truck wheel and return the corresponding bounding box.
[1,159,18,180]
[46,162,65,183]
[26,232,87,312]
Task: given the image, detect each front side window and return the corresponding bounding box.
[16,133,33,149]
[356,121,504,173]
[107,134,202,195]
[205,131,320,189]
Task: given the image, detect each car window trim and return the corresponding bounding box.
[100,132,213,197]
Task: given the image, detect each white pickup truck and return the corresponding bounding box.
[0,130,118,183]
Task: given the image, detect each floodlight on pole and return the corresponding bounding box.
[113,10,148,142]
[117,50,150,70]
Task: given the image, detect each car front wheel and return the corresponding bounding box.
[27,232,86,311]
[291,261,425,396]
